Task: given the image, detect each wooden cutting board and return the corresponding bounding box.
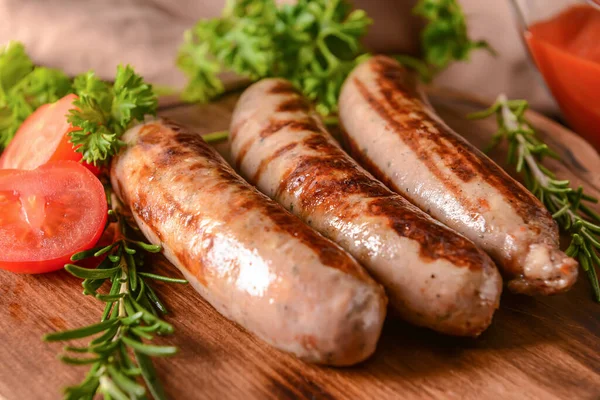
[1,89,599,400]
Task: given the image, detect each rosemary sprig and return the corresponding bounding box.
[44,187,187,399]
[469,94,600,301]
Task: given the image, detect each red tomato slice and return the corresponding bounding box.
[0,161,107,274]
[0,94,100,175]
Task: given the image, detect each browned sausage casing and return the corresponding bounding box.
[339,56,578,295]
[230,79,502,337]
[110,119,387,366]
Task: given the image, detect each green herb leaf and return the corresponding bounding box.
[177,0,371,116]
[63,372,100,399]
[65,264,121,280]
[397,0,495,82]
[106,365,146,398]
[135,351,168,400]
[138,272,188,284]
[0,42,34,95]
[0,42,73,149]
[112,65,157,128]
[122,336,177,356]
[44,318,120,341]
[414,0,493,68]
[68,65,157,165]
[59,355,104,365]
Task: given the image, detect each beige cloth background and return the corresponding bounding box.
[0,0,557,114]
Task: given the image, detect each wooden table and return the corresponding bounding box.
[1,90,599,400]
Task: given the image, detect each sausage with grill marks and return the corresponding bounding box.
[230,79,502,337]
[110,119,387,366]
[338,55,578,295]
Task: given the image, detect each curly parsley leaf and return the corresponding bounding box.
[402,0,495,82]
[215,0,277,78]
[0,42,34,96]
[177,32,224,103]
[73,71,112,109]
[276,0,372,116]
[177,0,372,116]
[0,42,73,148]
[112,65,157,128]
[68,65,157,165]
[177,0,277,103]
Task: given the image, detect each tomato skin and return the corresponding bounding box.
[0,161,108,274]
[0,94,100,175]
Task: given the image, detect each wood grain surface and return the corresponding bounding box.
[1,90,599,400]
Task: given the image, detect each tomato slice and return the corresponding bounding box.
[0,94,100,175]
[0,161,107,274]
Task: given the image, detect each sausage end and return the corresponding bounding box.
[508,244,578,295]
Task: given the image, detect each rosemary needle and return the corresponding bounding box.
[469,94,600,301]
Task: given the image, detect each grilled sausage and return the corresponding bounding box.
[110,119,387,366]
[338,55,578,295]
[230,79,502,337]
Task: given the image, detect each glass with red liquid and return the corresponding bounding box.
[510,0,600,150]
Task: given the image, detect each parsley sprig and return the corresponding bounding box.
[0,42,72,148]
[469,95,600,301]
[177,0,372,116]
[0,42,157,165]
[45,187,187,400]
[68,66,157,165]
[397,0,495,82]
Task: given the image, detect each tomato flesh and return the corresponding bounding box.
[0,94,100,174]
[0,161,107,274]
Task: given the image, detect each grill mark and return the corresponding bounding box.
[448,155,478,182]
[132,189,207,285]
[375,78,481,186]
[359,57,550,226]
[235,117,320,170]
[276,132,486,270]
[229,121,241,142]
[136,124,163,144]
[277,97,310,113]
[353,77,478,214]
[371,56,420,99]
[131,191,163,241]
[249,114,325,183]
[367,198,489,270]
[268,80,297,94]
[234,138,252,171]
[263,197,368,280]
[126,121,370,282]
[260,118,321,140]
[252,142,298,183]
